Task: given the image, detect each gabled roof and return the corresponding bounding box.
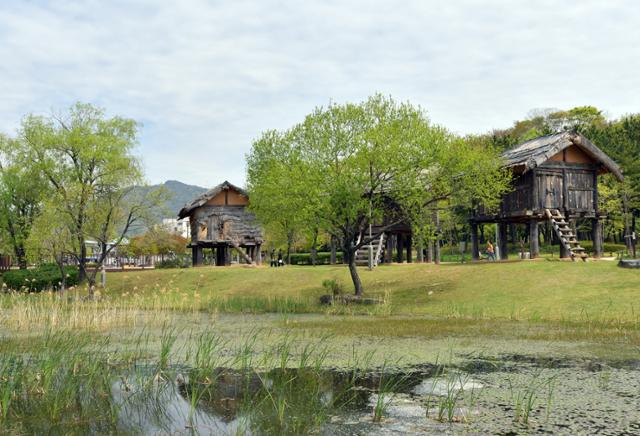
[178,181,248,219]
[501,131,623,181]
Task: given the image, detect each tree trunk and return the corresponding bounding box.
[56,255,66,296]
[310,231,318,266]
[342,236,363,296]
[348,255,363,296]
[330,237,337,264]
[286,232,294,265]
[15,245,27,270]
[78,239,87,284]
[433,210,441,264]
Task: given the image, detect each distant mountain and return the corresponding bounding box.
[161,180,208,216]
[127,181,208,235]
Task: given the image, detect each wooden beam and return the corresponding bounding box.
[396,234,404,263]
[592,218,603,258]
[529,221,539,259]
[497,222,508,260]
[192,246,203,266]
[229,240,255,265]
[471,222,479,261]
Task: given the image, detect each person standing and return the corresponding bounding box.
[486,240,495,261]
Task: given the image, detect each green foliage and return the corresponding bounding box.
[289,252,343,265]
[322,278,344,296]
[247,129,318,259]
[155,256,191,269]
[128,229,188,257]
[3,263,79,292]
[12,102,165,289]
[248,95,510,295]
[0,135,49,268]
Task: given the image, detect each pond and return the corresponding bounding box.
[111,354,640,434]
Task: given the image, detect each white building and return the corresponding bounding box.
[161,218,191,239]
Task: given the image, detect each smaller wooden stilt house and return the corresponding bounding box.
[471,131,623,260]
[178,181,263,266]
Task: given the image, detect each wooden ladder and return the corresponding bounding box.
[355,233,386,267]
[544,209,588,261]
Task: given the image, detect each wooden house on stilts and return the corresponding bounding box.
[470,131,623,260]
[178,181,263,266]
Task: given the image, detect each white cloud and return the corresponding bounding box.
[0,0,638,186]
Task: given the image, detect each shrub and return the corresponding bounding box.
[155,257,191,269]
[3,263,79,292]
[322,279,344,296]
[288,252,343,265]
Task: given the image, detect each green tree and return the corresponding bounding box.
[18,103,163,293]
[0,135,48,269]
[248,95,510,295]
[246,130,315,264]
[26,200,75,292]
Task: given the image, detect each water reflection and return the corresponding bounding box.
[111,365,439,434]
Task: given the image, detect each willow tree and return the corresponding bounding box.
[248,95,509,295]
[18,103,163,292]
[0,135,48,269]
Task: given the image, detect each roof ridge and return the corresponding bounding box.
[177,181,248,218]
[500,131,623,181]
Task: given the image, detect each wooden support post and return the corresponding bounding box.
[592,218,603,258]
[510,223,517,244]
[256,245,262,265]
[497,222,508,260]
[192,246,203,266]
[406,234,413,263]
[225,246,231,266]
[416,242,424,262]
[434,240,441,264]
[214,246,221,266]
[470,222,479,261]
[427,240,433,263]
[385,234,393,263]
[396,234,404,263]
[529,221,539,259]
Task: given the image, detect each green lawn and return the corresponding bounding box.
[104,259,639,323]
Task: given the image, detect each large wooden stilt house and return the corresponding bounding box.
[470,131,624,260]
[178,181,263,266]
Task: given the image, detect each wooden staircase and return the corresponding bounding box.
[544,209,588,261]
[355,233,386,267]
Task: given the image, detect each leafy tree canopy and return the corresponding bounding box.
[248,95,510,295]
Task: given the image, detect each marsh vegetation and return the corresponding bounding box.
[1,261,639,434]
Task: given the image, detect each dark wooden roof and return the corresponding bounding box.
[501,131,623,181]
[178,181,248,219]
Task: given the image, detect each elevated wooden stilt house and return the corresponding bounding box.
[471,131,624,260]
[178,181,263,266]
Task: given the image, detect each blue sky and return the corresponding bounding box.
[1,1,639,187]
